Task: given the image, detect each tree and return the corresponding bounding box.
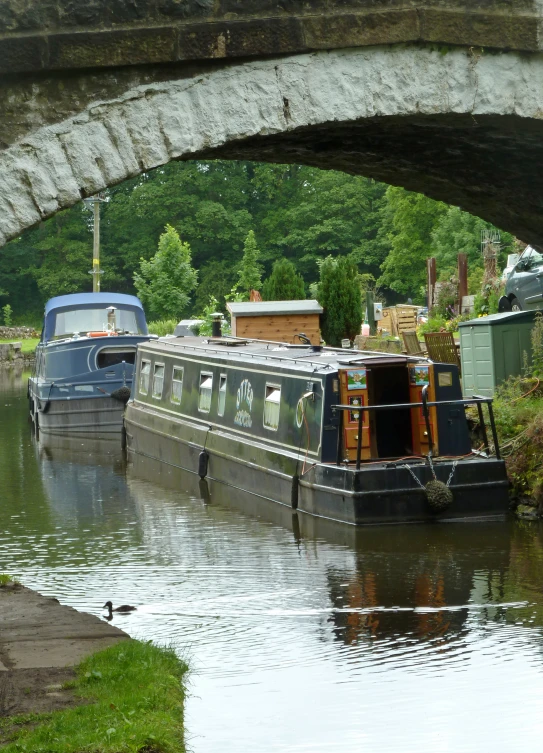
[237,230,262,298]
[194,259,236,313]
[431,205,514,277]
[317,255,363,346]
[378,187,447,300]
[133,225,198,320]
[262,258,305,301]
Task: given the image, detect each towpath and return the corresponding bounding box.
[0,584,128,717]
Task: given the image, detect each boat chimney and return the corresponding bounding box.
[107,306,117,332]
[211,312,223,338]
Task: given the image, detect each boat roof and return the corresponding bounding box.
[142,336,427,375]
[43,293,147,341]
[227,300,323,317]
[44,293,144,316]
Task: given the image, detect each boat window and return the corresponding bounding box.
[152,363,165,399]
[199,372,213,413]
[53,307,143,338]
[96,347,136,369]
[264,383,281,431]
[171,366,184,405]
[139,360,151,395]
[217,374,227,417]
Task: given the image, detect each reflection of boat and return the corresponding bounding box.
[125,333,509,525]
[29,293,152,437]
[127,453,511,645]
[36,434,129,521]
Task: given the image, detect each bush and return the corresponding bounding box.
[2,303,12,326]
[317,255,363,346]
[474,281,503,316]
[417,314,447,336]
[147,319,177,337]
[262,259,305,301]
[196,295,232,337]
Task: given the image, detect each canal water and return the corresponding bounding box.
[2,369,543,751]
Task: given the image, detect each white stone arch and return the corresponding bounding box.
[0,44,542,247]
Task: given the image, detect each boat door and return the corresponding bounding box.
[338,368,371,462]
[366,362,412,459]
[408,363,437,455]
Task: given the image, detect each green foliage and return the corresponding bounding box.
[489,376,543,504]
[378,187,447,299]
[0,338,39,353]
[147,319,177,337]
[433,278,458,318]
[237,230,262,298]
[417,314,447,336]
[262,258,305,301]
[134,225,198,320]
[431,206,514,275]
[531,312,543,378]
[317,255,363,346]
[196,295,232,337]
[467,266,484,295]
[2,304,12,326]
[0,159,518,321]
[0,573,17,586]
[474,281,503,316]
[2,639,188,753]
[194,260,236,313]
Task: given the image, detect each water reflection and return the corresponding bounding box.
[2,371,543,752]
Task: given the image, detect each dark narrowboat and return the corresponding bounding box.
[29,292,154,437]
[124,336,510,525]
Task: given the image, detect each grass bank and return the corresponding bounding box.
[489,376,543,515]
[0,338,39,354]
[1,640,189,753]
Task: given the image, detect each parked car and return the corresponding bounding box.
[501,253,520,281]
[500,245,543,312]
[416,307,428,325]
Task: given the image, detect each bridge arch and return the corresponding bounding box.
[1,44,543,247]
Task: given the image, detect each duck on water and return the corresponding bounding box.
[103,601,137,619]
[123,333,510,526]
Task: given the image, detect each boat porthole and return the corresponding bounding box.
[296,398,305,428]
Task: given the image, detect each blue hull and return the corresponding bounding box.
[29,334,151,436]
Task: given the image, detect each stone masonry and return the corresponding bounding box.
[2,2,543,250]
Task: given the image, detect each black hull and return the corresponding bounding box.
[124,403,510,526]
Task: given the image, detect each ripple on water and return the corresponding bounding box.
[2,375,543,752]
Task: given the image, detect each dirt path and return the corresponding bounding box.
[0,584,128,717]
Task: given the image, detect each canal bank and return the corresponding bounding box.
[0,581,188,752]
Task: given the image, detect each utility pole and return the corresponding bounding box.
[83,194,108,293]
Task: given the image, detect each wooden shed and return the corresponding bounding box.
[227,300,323,344]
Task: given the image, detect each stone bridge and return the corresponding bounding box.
[2,1,543,248]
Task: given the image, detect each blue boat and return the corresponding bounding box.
[28,292,154,437]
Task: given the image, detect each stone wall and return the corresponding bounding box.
[0,326,38,339]
[354,335,403,354]
[0,342,22,364]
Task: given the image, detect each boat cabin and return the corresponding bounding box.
[125,336,508,524]
[129,338,471,464]
[29,292,152,437]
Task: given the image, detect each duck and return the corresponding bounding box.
[103,601,137,618]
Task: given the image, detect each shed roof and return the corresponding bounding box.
[459,310,538,327]
[227,300,323,317]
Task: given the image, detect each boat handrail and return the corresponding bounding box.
[331,393,500,469]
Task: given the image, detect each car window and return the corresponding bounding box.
[520,247,543,267]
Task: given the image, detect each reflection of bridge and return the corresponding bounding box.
[2,2,543,248]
